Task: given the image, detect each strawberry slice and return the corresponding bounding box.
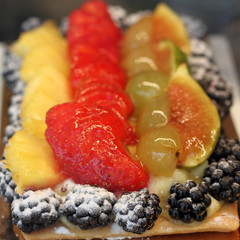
[81,0,110,18]
[71,59,127,89]
[67,23,122,49]
[45,103,147,191]
[76,77,123,96]
[69,43,119,65]
[69,9,111,27]
[77,91,134,117]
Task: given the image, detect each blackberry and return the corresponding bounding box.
[3,120,22,145]
[209,134,240,163]
[113,188,161,234]
[63,185,116,230]
[205,77,232,119]
[11,189,62,233]
[180,15,207,39]
[203,158,240,203]
[8,93,23,124]
[188,38,232,119]
[168,181,211,223]
[3,49,22,93]
[20,17,42,32]
[0,160,17,203]
[59,17,69,36]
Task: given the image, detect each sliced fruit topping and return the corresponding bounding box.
[77,91,134,118]
[155,40,187,77]
[168,64,221,167]
[20,66,72,138]
[45,103,148,192]
[4,130,65,193]
[12,20,67,58]
[76,77,123,97]
[71,59,126,91]
[125,71,169,117]
[20,44,69,83]
[137,126,181,177]
[152,3,191,55]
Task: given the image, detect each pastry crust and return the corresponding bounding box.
[21,203,239,240]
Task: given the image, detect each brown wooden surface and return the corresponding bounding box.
[0,82,239,240]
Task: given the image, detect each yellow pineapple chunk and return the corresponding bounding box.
[21,66,72,110]
[21,94,58,138]
[12,21,66,58]
[21,44,69,83]
[20,66,72,138]
[4,130,65,193]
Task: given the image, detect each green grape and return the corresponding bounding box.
[126,71,169,117]
[137,125,181,177]
[121,16,152,55]
[121,44,159,78]
[137,96,170,137]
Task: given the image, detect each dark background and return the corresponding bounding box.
[0,0,239,75]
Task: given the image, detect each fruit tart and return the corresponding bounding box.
[1,0,240,240]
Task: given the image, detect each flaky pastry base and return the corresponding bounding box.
[18,203,239,240]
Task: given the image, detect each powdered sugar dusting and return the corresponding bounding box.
[54,226,76,235]
[111,223,125,234]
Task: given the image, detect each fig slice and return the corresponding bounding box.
[168,64,221,167]
[152,3,191,55]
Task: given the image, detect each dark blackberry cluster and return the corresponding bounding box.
[63,185,116,230]
[0,160,17,203]
[11,189,62,233]
[209,134,240,163]
[203,158,240,203]
[3,49,23,93]
[113,188,161,234]
[168,180,211,223]
[188,38,232,119]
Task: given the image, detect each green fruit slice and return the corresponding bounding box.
[168,64,221,167]
[152,3,191,55]
[156,40,188,77]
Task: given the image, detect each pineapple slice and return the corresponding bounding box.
[21,66,72,110]
[20,67,72,138]
[12,21,67,58]
[21,94,59,138]
[21,44,69,83]
[4,130,65,193]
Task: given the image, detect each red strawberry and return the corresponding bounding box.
[45,103,147,191]
[77,91,134,117]
[69,43,119,65]
[76,77,123,96]
[68,0,112,27]
[67,23,122,49]
[71,59,126,89]
[81,0,110,18]
[69,9,110,27]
